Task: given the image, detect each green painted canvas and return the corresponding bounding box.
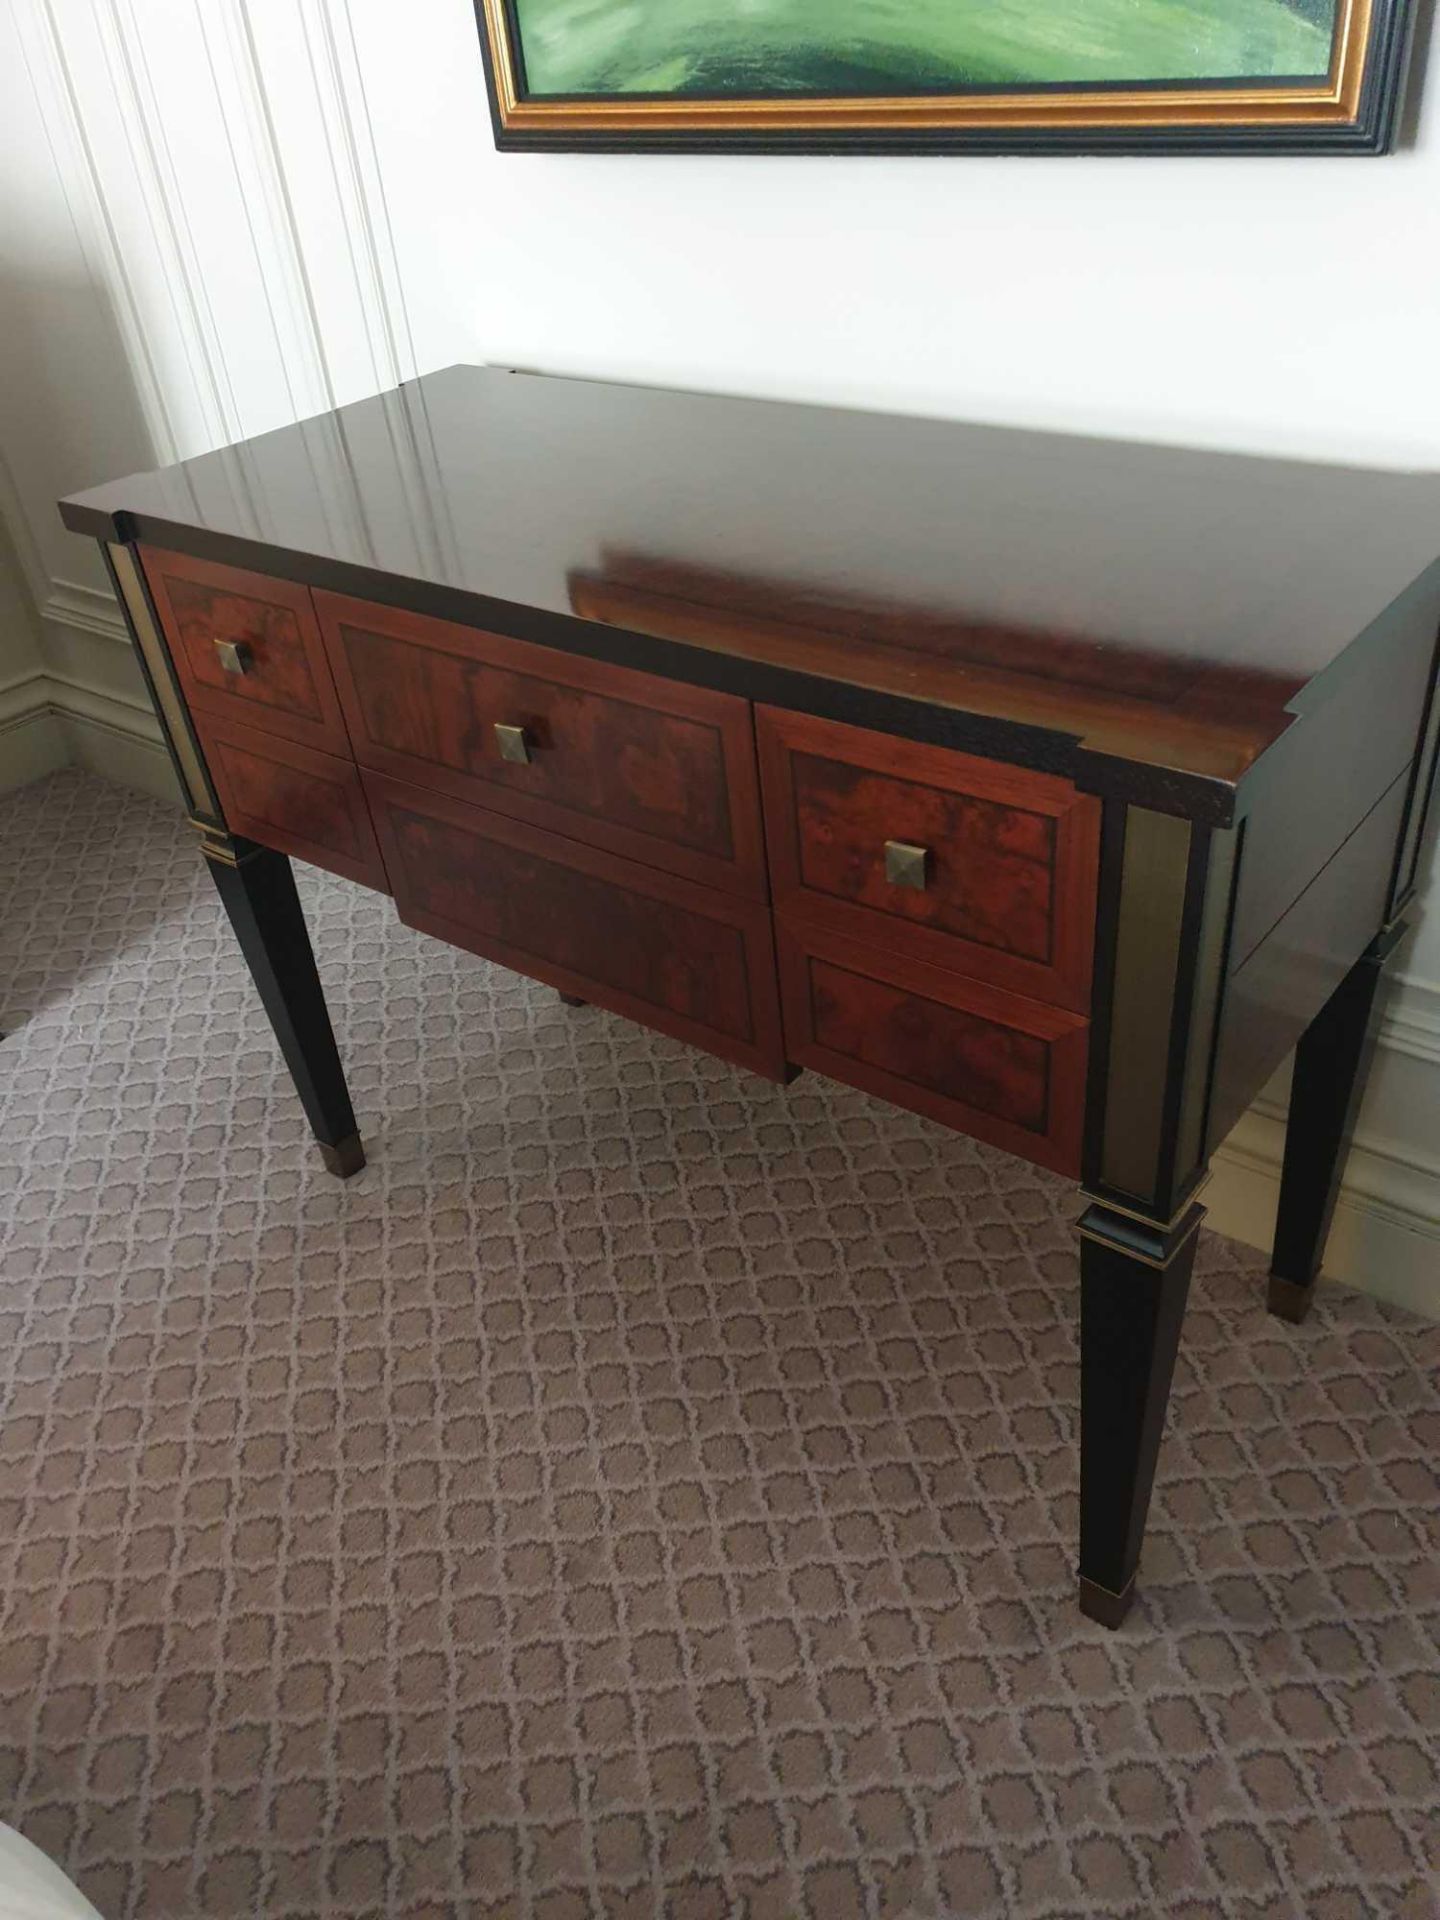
[511,0,1339,97]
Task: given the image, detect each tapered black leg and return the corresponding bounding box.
[1268,928,1397,1324]
[1078,1201,1202,1627]
[558,993,587,1008]
[203,834,364,1177]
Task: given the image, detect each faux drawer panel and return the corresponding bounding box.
[777,919,1086,1176]
[139,547,350,755]
[758,707,1100,1012]
[199,714,389,893]
[366,773,787,1081]
[317,591,767,899]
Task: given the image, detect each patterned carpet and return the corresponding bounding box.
[1,768,1437,1920]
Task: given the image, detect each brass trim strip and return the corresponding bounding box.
[1392,654,1440,911]
[1080,1177,1210,1236]
[1077,1571,1136,1603]
[1076,1208,1204,1271]
[1176,830,1239,1182]
[198,844,241,870]
[1099,808,1193,1201]
[482,0,1371,134]
[109,544,215,815]
[189,818,254,870]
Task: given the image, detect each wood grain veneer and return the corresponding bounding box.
[316,590,767,900]
[776,918,1087,1176]
[366,771,787,1081]
[140,546,350,757]
[758,707,1100,1013]
[197,714,388,893]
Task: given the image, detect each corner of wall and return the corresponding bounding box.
[1205,974,1440,1321]
[0,697,69,794]
[0,508,66,793]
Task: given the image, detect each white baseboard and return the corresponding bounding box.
[57,703,179,804]
[1208,1104,1440,1321]
[0,665,181,805]
[0,695,70,792]
[47,669,182,804]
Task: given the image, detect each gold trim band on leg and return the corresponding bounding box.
[189,819,259,870]
[1076,1203,1205,1272]
[1079,1178,1210,1237]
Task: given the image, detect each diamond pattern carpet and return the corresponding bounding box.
[1,769,1438,1920]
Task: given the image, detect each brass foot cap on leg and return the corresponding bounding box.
[1078,1573,1136,1630]
[1267,1274,1314,1325]
[319,1133,366,1179]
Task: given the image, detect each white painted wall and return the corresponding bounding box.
[0,0,1435,1307]
[369,5,1440,467]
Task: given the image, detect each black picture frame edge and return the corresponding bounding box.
[472,0,1417,156]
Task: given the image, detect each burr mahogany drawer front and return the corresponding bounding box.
[757,707,1101,1013]
[776,919,1087,1177]
[196,714,388,894]
[315,591,767,900]
[141,543,1105,1138]
[365,772,788,1082]
[141,547,350,757]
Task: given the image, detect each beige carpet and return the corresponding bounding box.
[1,768,1437,1920]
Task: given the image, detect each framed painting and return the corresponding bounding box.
[473,0,1416,154]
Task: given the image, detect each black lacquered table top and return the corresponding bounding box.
[61,363,1440,811]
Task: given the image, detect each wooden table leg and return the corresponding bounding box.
[202,832,365,1177]
[1077,1200,1203,1627]
[1268,926,1399,1324]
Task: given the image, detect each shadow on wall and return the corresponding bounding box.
[1400,0,1437,145]
[0,269,180,1024]
[0,264,173,811]
[0,262,158,603]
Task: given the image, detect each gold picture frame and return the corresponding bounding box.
[473,0,1416,155]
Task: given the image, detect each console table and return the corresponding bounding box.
[60,367,1440,1626]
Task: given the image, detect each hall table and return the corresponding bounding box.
[60,367,1440,1626]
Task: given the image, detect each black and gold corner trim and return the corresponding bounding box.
[1077,1199,1206,1272]
[1095,807,1193,1203]
[189,820,262,870]
[1079,1180,1210,1239]
[1085,800,1240,1222]
[106,543,222,820]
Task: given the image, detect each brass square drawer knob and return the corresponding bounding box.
[213,637,253,676]
[494,722,533,765]
[884,840,929,890]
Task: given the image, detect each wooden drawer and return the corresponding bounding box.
[140,547,350,756]
[198,714,389,892]
[316,591,767,899]
[758,708,1100,1012]
[777,918,1086,1176]
[365,772,787,1081]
